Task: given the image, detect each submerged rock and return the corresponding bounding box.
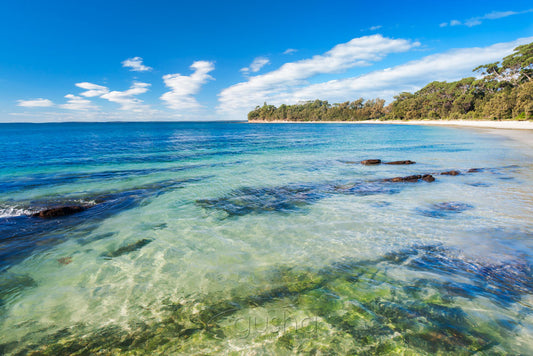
[433,202,474,212]
[385,160,416,165]
[197,185,323,217]
[384,174,435,183]
[360,159,381,165]
[467,168,483,173]
[101,238,152,259]
[416,201,474,218]
[32,206,87,218]
[333,182,400,196]
[440,170,461,176]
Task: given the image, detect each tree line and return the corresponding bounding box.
[248,43,533,122]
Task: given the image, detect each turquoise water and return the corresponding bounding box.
[1,122,533,354]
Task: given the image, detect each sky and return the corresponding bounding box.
[1,0,533,122]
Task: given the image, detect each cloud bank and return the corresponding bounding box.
[217,34,419,115]
[217,36,533,118]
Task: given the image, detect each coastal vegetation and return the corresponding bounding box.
[248,42,533,122]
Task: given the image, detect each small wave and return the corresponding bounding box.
[0,199,96,219]
[0,206,36,218]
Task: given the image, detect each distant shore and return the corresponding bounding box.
[248,120,533,129]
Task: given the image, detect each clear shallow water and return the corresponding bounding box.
[0,122,532,354]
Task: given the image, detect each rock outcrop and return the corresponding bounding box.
[440,170,461,176]
[32,206,86,218]
[385,160,416,165]
[384,174,435,183]
[361,159,382,165]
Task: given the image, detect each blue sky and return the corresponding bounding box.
[1,0,533,122]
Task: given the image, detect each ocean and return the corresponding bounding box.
[1,122,532,354]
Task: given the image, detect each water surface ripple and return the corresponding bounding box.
[0,122,532,354]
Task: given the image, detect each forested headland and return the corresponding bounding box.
[248,43,533,122]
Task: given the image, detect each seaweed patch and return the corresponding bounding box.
[101,239,153,259]
[4,245,532,355]
[197,185,325,217]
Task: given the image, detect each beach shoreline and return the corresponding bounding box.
[248,119,533,129]
[248,119,533,150]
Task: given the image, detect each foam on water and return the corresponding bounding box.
[0,122,532,354]
[0,206,35,218]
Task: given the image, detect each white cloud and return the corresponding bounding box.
[369,25,382,31]
[100,82,151,111]
[218,34,419,116]
[60,94,97,111]
[240,57,270,74]
[122,57,152,72]
[75,82,109,97]
[283,48,297,55]
[17,98,54,107]
[441,9,532,27]
[257,37,533,109]
[160,61,215,110]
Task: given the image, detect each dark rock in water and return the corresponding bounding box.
[467,168,482,173]
[101,239,152,259]
[417,202,474,218]
[361,159,381,165]
[440,170,461,176]
[385,160,416,165]
[197,185,323,217]
[33,206,86,218]
[385,174,435,183]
